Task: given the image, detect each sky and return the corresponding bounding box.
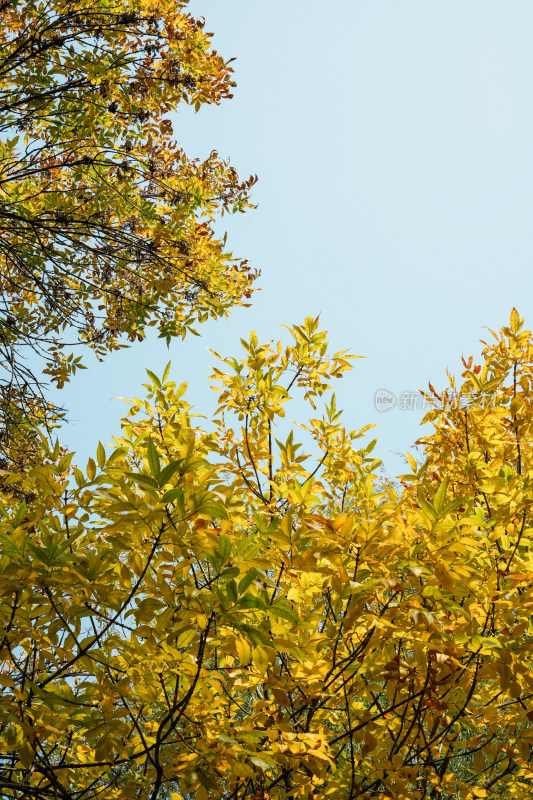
[52,0,533,477]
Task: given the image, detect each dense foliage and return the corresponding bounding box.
[2,2,532,798]
[1,311,533,800]
[0,0,256,457]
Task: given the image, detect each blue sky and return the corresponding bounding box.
[53,0,533,476]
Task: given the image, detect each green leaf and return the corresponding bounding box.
[145,369,161,388]
[217,534,232,563]
[12,500,27,525]
[158,459,183,487]
[433,477,448,513]
[235,623,272,648]
[219,566,240,580]
[107,447,128,464]
[96,442,106,469]
[162,361,172,383]
[0,532,23,558]
[199,501,228,520]
[239,594,266,611]
[441,497,466,515]
[218,733,239,745]
[238,569,257,595]
[162,487,185,505]
[268,602,298,624]
[125,472,159,489]
[226,579,238,603]
[197,768,219,791]
[499,464,513,483]
[419,498,437,521]
[146,437,161,479]
[58,452,74,473]
[19,740,34,769]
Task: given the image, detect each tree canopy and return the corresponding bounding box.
[0,0,257,458]
[2,2,533,799]
[1,311,533,800]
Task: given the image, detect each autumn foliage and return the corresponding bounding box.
[2,1,533,799]
[0,0,257,455]
[1,311,533,799]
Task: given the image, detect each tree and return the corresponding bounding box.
[1,311,533,800]
[0,0,257,460]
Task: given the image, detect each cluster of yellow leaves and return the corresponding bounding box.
[1,312,533,799]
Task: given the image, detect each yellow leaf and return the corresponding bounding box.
[510,307,521,333]
[406,452,418,472]
[97,441,106,468]
[333,513,348,531]
[252,645,269,675]
[340,513,355,537]
[280,513,292,541]
[87,458,96,481]
[235,637,251,665]
[473,749,485,775]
